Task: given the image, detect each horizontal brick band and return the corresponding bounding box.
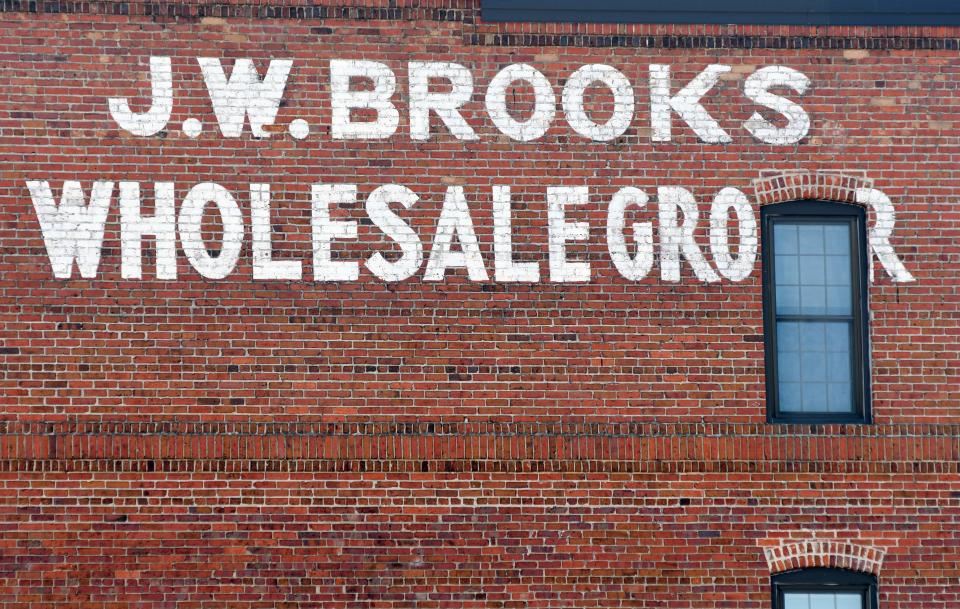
[469,33,960,50]
[5,2,960,52]
[1,422,957,472]
[6,420,960,436]
[2,458,958,473]
[0,1,469,22]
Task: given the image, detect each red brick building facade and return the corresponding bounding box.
[1,1,958,607]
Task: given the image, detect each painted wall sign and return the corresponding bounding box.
[26,57,915,283]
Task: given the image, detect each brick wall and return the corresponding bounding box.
[1,1,958,606]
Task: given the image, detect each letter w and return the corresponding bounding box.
[198,58,293,137]
[27,181,114,279]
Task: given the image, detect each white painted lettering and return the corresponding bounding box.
[856,188,916,282]
[119,181,177,279]
[198,58,292,138]
[562,64,634,142]
[330,60,400,140]
[311,184,359,281]
[365,185,422,281]
[657,187,721,282]
[607,187,653,281]
[178,182,244,279]
[709,187,757,282]
[547,186,590,282]
[743,66,811,145]
[424,186,488,281]
[493,185,540,282]
[485,64,555,142]
[409,62,477,141]
[250,183,301,280]
[27,180,113,279]
[108,56,173,136]
[650,64,731,143]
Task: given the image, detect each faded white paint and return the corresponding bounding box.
[330,59,400,140]
[119,181,177,279]
[177,182,244,279]
[25,180,915,285]
[251,184,302,280]
[650,64,731,143]
[562,64,634,142]
[743,66,811,145]
[182,118,203,138]
[108,56,173,136]
[364,184,423,281]
[657,187,721,283]
[311,184,359,281]
[197,58,292,138]
[289,119,310,140]
[27,180,113,279]
[547,186,591,282]
[709,187,757,282]
[106,59,826,145]
[485,64,555,142]
[492,186,540,282]
[424,186,488,281]
[856,188,916,282]
[607,187,654,281]
[409,62,478,141]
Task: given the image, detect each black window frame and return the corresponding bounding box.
[761,200,871,424]
[772,568,878,609]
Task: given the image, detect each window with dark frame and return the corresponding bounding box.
[761,201,871,423]
[772,568,878,609]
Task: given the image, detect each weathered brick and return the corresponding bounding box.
[0,1,958,608]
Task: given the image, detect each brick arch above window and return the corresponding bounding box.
[763,539,887,576]
[752,170,873,207]
[752,169,916,283]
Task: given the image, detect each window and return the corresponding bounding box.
[772,568,878,609]
[761,201,870,423]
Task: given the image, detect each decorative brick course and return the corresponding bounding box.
[763,537,887,576]
[752,170,872,206]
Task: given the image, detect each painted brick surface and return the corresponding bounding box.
[0,1,958,607]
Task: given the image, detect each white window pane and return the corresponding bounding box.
[800,322,826,352]
[827,382,854,413]
[777,285,801,315]
[784,593,810,609]
[800,285,826,315]
[775,224,799,255]
[826,286,852,315]
[825,323,851,352]
[798,224,825,253]
[778,322,800,352]
[824,223,850,255]
[802,382,828,411]
[809,594,835,609]
[801,352,827,383]
[825,255,851,286]
[835,593,863,609]
[800,254,826,285]
[784,591,863,609]
[827,351,851,383]
[777,254,800,285]
[779,382,803,412]
[779,351,802,382]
